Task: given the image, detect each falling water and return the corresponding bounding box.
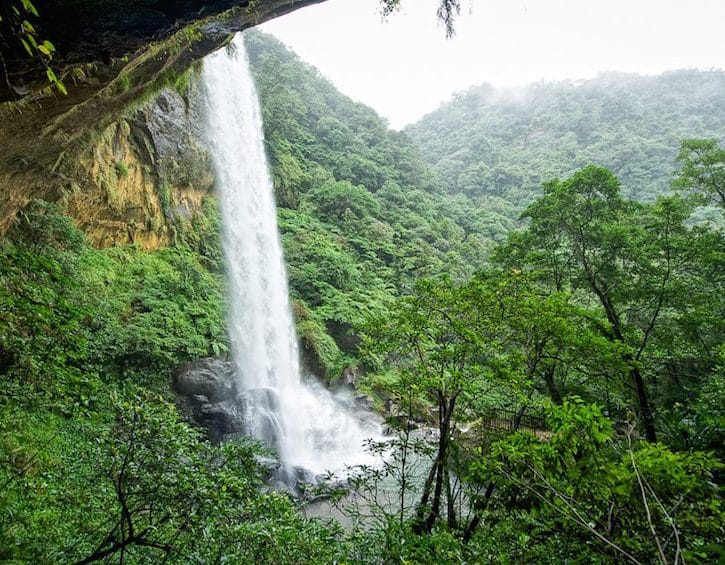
[202,33,380,478]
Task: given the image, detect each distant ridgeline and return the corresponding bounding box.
[405,70,725,224]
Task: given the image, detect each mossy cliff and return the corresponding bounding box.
[59,85,213,249]
[0,0,324,248]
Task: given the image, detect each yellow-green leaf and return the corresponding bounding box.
[21,0,39,17]
[20,38,32,56]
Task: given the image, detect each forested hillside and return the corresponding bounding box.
[247,35,724,561]
[406,71,725,226]
[245,31,495,376]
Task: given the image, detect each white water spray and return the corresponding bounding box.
[202,34,379,477]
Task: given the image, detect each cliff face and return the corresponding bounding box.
[61,86,212,249]
[0,0,324,248]
[1,63,208,249]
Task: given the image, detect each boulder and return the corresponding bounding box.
[196,399,245,444]
[174,357,236,402]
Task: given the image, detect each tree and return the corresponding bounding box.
[74,395,265,563]
[674,138,725,209]
[498,166,697,442]
[457,270,622,541]
[74,394,345,564]
[362,276,526,534]
[467,270,612,406]
[477,399,724,564]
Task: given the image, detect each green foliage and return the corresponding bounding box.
[82,245,227,384]
[355,161,722,558]
[0,199,349,562]
[660,346,725,458]
[0,0,66,94]
[361,275,537,535]
[178,195,225,272]
[0,244,96,410]
[495,166,725,442]
[75,393,346,563]
[0,391,344,563]
[0,203,96,412]
[2,26,724,565]
[0,406,111,561]
[293,300,351,379]
[362,276,515,402]
[78,393,262,561]
[674,138,725,209]
[479,399,724,564]
[245,30,491,378]
[9,199,86,253]
[0,199,227,406]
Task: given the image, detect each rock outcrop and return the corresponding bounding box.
[175,357,244,443]
[0,0,325,247]
[174,357,237,401]
[174,357,285,452]
[0,0,327,101]
[56,85,213,248]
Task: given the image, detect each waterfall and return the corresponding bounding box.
[201,33,379,478]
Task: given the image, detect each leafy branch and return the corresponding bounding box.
[0,0,66,95]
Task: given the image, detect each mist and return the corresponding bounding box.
[261,0,725,129]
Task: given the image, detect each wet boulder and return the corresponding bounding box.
[174,357,236,402]
[195,399,247,444]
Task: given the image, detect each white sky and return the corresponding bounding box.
[260,0,725,129]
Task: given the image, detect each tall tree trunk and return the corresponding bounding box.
[463,403,531,543]
[412,391,445,534]
[424,396,453,532]
[445,465,457,529]
[413,461,437,533]
[586,266,657,443]
[630,365,657,443]
[543,364,562,405]
[414,392,457,534]
[462,482,495,543]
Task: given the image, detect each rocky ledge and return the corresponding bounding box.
[0,0,326,101]
[0,0,324,245]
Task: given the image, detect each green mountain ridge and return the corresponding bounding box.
[405,69,725,226]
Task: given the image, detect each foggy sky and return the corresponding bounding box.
[260,0,725,129]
